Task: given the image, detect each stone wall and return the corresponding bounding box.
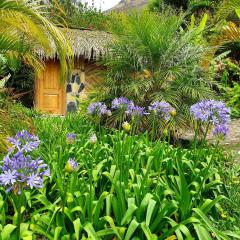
[66,70,85,112]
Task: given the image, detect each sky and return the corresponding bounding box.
[81,0,122,11]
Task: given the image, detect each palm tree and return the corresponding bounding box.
[0,0,73,81]
[212,0,240,59]
[95,10,215,129]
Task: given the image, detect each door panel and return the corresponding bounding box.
[36,60,65,115]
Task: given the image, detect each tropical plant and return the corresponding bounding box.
[212,0,240,59]
[0,0,73,81]
[94,10,215,130]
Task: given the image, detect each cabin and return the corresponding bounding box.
[35,28,112,115]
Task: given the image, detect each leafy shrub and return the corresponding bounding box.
[223,83,240,118]
[211,57,240,118]
[50,0,110,30]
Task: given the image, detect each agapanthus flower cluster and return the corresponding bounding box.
[0,131,50,195]
[212,124,229,137]
[87,102,108,116]
[88,98,176,122]
[66,133,77,144]
[8,130,40,153]
[112,97,134,110]
[149,101,176,121]
[126,104,146,117]
[190,100,230,137]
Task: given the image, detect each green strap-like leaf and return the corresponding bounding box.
[53,227,62,240]
[141,222,158,240]
[1,224,16,240]
[73,218,82,240]
[193,208,230,240]
[125,219,139,240]
[121,204,138,225]
[83,222,99,240]
[146,199,156,227]
[193,223,212,240]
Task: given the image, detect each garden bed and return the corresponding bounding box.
[0,114,240,239]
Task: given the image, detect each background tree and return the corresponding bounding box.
[49,0,110,30]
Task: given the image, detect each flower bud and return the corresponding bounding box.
[107,110,112,117]
[170,109,176,117]
[66,133,77,144]
[65,159,78,173]
[163,128,168,136]
[122,121,131,132]
[90,133,97,144]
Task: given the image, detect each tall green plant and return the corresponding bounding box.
[23,115,239,239]
[95,10,215,129]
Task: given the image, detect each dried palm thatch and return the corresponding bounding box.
[37,28,113,60]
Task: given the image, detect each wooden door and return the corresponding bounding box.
[35,60,66,115]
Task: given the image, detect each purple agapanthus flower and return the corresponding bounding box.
[27,173,43,189]
[65,158,78,173]
[190,100,230,137]
[0,169,17,186]
[68,159,78,170]
[190,100,230,125]
[87,102,108,116]
[212,124,229,137]
[66,133,77,144]
[0,131,49,194]
[126,104,146,117]
[112,97,134,110]
[148,101,175,120]
[8,130,40,153]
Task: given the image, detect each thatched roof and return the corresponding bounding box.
[38,28,112,60]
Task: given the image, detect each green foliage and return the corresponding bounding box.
[213,151,240,232]
[0,114,239,239]
[0,98,37,156]
[222,83,240,118]
[50,0,110,30]
[95,10,215,129]
[148,0,223,13]
[211,55,240,118]
[188,13,208,44]
[0,0,73,82]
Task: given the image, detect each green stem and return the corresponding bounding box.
[203,121,211,143]
[15,194,22,240]
[89,150,93,222]
[151,113,156,142]
[193,121,200,149]
[62,173,67,227]
[119,112,124,131]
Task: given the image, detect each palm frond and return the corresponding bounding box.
[95,10,215,131]
[0,0,73,81]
